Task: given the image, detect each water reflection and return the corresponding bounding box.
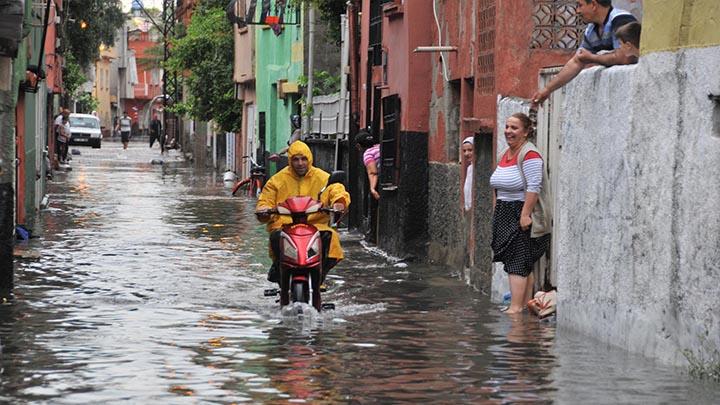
[2,140,718,403]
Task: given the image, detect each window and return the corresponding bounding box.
[380,94,400,187]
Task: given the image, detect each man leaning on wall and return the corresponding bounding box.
[531,0,638,108]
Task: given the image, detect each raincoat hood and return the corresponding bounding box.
[287,141,313,167]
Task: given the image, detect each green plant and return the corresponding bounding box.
[296,70,340,116]
[63,0,125,69]
[75,93,99,113]
[683,349,720,382]
[289,0,346,44]
[62,54,86,98]
[165,1,243,133]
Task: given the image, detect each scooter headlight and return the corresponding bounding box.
[307,233,321,260]
[282,238,298,261]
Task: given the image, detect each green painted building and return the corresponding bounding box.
[252,3,304,173]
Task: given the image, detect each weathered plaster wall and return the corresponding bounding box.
[427,162,464,268]
[556,46,720,366]
[641,0,719,54]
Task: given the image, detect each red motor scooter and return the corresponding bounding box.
[262,172,345,312]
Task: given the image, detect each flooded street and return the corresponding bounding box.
[2,139,718,403]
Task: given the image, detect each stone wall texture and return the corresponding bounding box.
[556,46,720,366]
[427,162,465,268]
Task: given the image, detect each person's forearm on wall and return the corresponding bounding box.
[533,54,587,104]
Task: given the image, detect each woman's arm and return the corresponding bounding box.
[520,192,538,231]
[519,154,544,230]
[366,161,380,200]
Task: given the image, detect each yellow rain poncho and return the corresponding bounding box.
[256,141,351,260]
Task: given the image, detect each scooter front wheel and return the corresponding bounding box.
[291,280,309,304]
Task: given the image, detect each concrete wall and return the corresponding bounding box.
[427,162,464,268]
[556,45,720,366]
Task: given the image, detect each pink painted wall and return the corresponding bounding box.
[358,1,433,133]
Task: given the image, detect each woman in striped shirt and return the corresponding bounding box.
[490,113,551,314]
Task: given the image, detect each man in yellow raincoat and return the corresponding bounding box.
[256,141,350,283]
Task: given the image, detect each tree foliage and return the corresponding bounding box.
[62,53,86,98]
[63,0,125,68]
[165,2,243,133]
[291,0,346,44]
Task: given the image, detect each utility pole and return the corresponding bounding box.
[137,0,179,151]
[161,0,179,150]
[304,6,315,137]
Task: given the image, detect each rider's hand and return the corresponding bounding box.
[370,188,380,200]
[255,208,272,221]
[332,202,346,213]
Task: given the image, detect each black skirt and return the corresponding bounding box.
[491,200,551,277]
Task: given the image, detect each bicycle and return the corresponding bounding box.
[232,156,266,197]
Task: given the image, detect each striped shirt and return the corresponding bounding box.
[363,144,380,168]
[490,150,543,201]
[579,7,636,53]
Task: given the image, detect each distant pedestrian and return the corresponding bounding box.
[116,111,132,150]
[149,113,162,151]
[490,113,551,314]
[53,108,70,164]
[57,116,71,164]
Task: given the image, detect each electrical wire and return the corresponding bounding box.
[433,0,449,82]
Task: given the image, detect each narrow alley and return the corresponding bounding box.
[1,140,716,403]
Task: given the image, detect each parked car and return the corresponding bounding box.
[68,113,102,148]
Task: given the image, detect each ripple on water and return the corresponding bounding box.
[3,142,718,404]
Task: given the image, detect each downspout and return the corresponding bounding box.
[303,6,315,137]
[36,0,54,82]
[346,0,361,228]
[335,13,349,170]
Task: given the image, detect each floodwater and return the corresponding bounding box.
[2,139,718,403]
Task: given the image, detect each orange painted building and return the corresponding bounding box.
[124,19,162,131]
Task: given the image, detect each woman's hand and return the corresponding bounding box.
[520,215,533,231]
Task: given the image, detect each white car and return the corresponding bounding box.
[68,113,102,148]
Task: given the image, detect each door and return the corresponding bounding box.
[245,104,256,179]
[534,67,564,289]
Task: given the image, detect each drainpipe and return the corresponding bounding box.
[335,13,349,170]
[35,0,53,82]
[0,58,15,295]
[304,6,315,137]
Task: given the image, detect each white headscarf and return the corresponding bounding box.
[462,137,474,211]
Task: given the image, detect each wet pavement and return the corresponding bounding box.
[2,138,718,403]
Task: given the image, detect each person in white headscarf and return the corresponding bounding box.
[462,136,474,211]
